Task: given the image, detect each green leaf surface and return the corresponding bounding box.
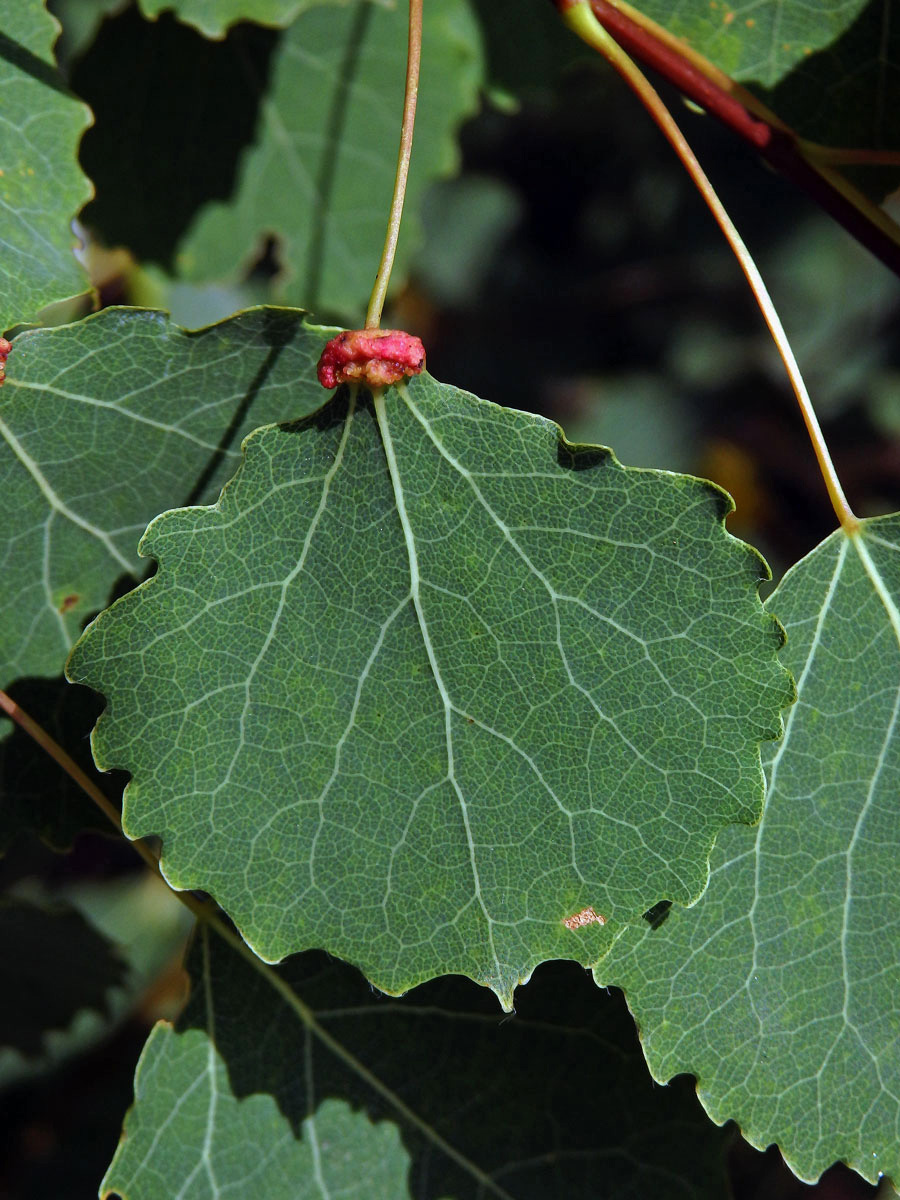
[103,927,731,1199]
[137,0,350,39]
[632,0,867,90]
[631,0,898,159]
[416,176,522,308]
[68,375,790,1008]
[596,513,900,1185]
[0,306,331,690]
[0,897,125,1058]
[175,0,483,320]
[762,0,900,155]
[105,1054,409,1200]
[0,0,93,327]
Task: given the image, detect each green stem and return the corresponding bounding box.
[365,0,423,329]
[559,0,859,535]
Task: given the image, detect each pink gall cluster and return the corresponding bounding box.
[317,328,425,389]
[0,337,10,386]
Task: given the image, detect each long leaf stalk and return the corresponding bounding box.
[557,0,859,534]
[365,0,424,329]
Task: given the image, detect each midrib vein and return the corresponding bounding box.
[373,389,503,986]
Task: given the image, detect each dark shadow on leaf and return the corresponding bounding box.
[280,384,353,436]
[556,438,613,471]
[642,899,672,930]
[104,563,154,611]
[182,309,309,508]
[0,32,75,100]
[759,0,900,200]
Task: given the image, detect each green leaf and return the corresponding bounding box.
[0,0,93,327]
[68,376,791,1008]
[595,513,900,1185]
[0,306,331,689]
[0,897,125,1058]
[762,0,900,154]
[105,1054,409,1200]
[416,176,522,308]
[103,927,732,1199]
[631,0,867,90]
[630,0,898,161]
[175,0,484,320]
[136,0,352,39]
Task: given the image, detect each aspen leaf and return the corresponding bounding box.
[69,375,791,1008]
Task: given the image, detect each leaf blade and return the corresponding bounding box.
[595,514,900,1185]
[103,929,733,1199]
[102,1024,411,1200]
[136,0,354,39]
[0,1,93,326]
[175,0,484,319]
[68,374,791,1006]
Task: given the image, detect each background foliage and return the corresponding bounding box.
[3,0,900,1196]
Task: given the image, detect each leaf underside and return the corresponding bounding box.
[632,0,868,89]
[69,374,791,1008]
[597,514,900,1185]
[136,0,347,40]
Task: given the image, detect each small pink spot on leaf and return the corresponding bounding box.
[317,329,426,389]
[563,906,606,931]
